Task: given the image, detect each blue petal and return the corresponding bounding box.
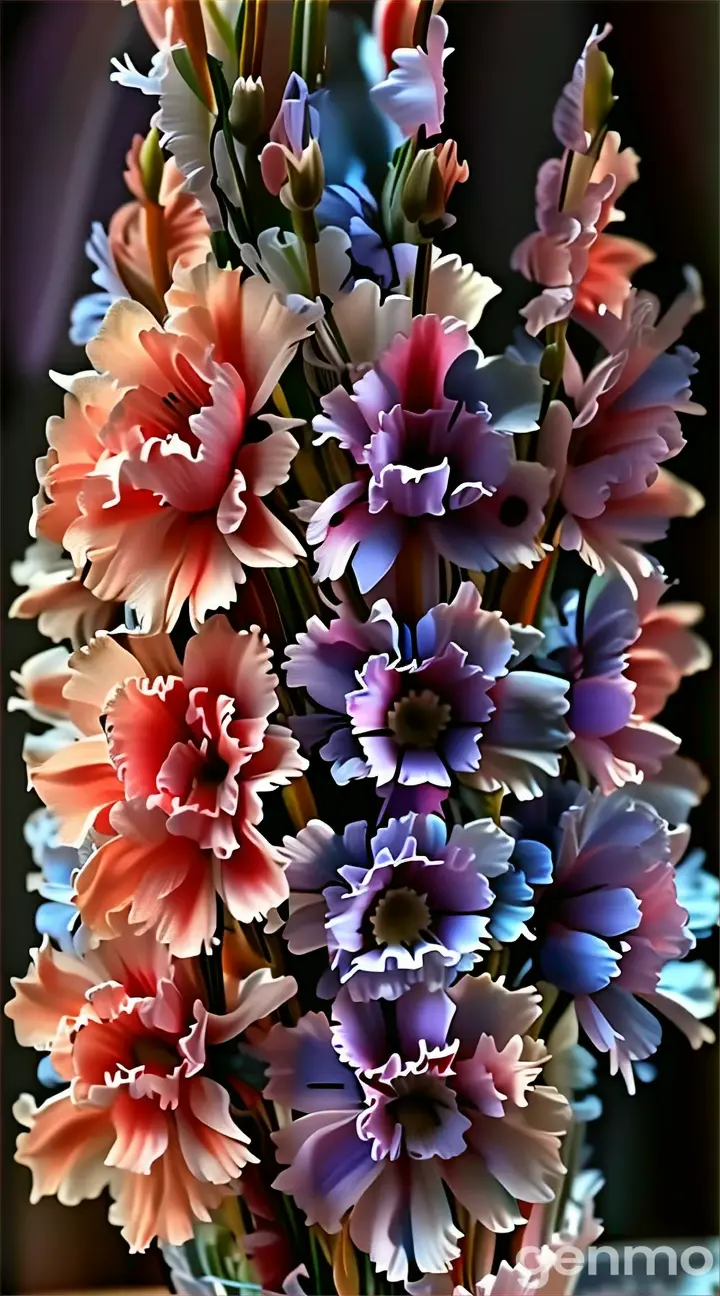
[512,838,553,887]
[540,927,620,995]
[37,1055,65,1089]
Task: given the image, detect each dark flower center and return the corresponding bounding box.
[388,1092,442,1142]
[387,689,451,748]
[132,1034,180,1076]
[202,754,230,785]
[371,886,432,945]
[498,495,530,527]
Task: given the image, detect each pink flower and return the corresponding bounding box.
[127,0,177,49]
[538,273,705,590]
[627,568,711,721]
[512,132,653,336]
[31,618,306,955]
[573,134,654,320]
[548,574,681,794]
[371,13,450,139]
[35,259,317,633]
[5,928,295,1251]
[552,24,613,155]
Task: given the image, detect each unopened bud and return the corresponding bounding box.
[229,76,265,144]
[401,148,445,226]
[285,138,325,213]
[139,127,164,204]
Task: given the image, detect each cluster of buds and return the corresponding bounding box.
[260,72,325,219]
[401,139,468,238]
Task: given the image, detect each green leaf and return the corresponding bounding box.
[171,45,206,106]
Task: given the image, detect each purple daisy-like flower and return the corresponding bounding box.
[306,313,551,596]
[535,788,697,1090]
[282,812,514,1001]
[265,976,570,1284]
[545,573,679,793]
[285,582,571,808]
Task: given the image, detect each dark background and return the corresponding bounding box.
[2,2,717,1292]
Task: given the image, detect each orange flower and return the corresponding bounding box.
[6,928,295,1251]
[32,619,306,956]
[36,260,319,633]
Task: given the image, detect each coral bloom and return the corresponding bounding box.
[31,618,306,955]
[36,259,317,632]
[6,929,295,1251]
[512,132,653,336]
[10,539,114,649]
[626,568,711,721]
[109,134,211,317]
[267,977,570,1284]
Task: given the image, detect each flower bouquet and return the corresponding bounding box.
[7,2,717,1294]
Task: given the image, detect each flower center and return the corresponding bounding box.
[370,886,432,945]
[498,495,530,527]
[132,1034,180,1076]
[388,1092,442,1143]
[200,752,230,786]
[387,689,451,748]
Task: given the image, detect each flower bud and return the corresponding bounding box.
[434,140,469,204]
[285,138,325,213]
[138,127,164,205]
[229,76,265,145]
[401,148,445,226]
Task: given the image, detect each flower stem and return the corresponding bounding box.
[251,0,268,78]
[239,0,257,79]
[411,239,432,315]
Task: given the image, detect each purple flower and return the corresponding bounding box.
[266,977,570,1284]
[285,583,571,808]
[261,73,321,199]
[535,788,695,1089]
[537,272,706,591]
[545,574,679,793]
[282,813,516,1000]
[552,24,613,154]
[370,14,450,139]
[307,314,552,593]
[316,175,396,287]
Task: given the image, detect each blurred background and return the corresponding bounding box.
[2,2,717,1292]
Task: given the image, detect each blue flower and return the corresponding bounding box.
[24,808,84,954]
[316,166,396,286]
[674,847,719,941]
[487,836,553,942]
[69,222,126,345]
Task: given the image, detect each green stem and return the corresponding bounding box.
[411,239,432,315]
[207,53,254,242]
[239,0,256,79]
[303,0,329,88]
[289,0,305,75]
